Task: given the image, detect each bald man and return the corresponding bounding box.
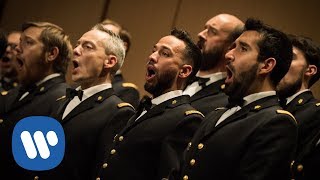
[183,13,244,115]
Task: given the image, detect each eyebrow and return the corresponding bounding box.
[154,44,172,52]
[238,41,250,49]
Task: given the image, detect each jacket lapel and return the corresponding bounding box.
[6,75,66,112]
[190,79,225,102]
[203,96,279,138]
[121,95,190,133]
[61,88,114,124]
[286,91,314,113]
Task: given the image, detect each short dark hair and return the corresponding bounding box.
[244,18,293,86]
[0,29,7,58]
[170,28,202,86]
[22,22,73,75]
[289,34,320,87]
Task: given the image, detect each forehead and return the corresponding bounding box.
[292,46,306,60]
[8,32,20,42]
[206,15,236,32]
[237,31,261,49]
[22,26,43,40]
[156,35,185,52]
[80,29,109,42]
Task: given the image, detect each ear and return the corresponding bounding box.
[305,64,317,77]
[45,47,59,63]
[178,64,192,78]
[259,58,276,75]
[104,55,117,69]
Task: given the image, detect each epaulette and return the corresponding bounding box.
[1,91,8,96]
[185,110,204,117]
[122,83,138,90]
[276,109,297,124]
[316,103,320,107]
[56,95,66,101]
[117,102,135,110]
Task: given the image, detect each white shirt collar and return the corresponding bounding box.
[286,89,311,105]
[196,71,227,86]
[243,91,276,106]
[151,90,183,105]
[36,73,61,86]
[77,83,112,101]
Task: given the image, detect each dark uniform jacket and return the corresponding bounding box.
[284,91,320,180]
[112,73,140,109]
[189,79,228,116]
[179,95,297,180]
[34,88,136,180]
[0,75,70,179]
[95,95,204,180]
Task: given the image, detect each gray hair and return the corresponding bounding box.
[92,23,126,75]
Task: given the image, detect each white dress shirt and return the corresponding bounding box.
[215,91,277,126]
[62,83,112,119]
[19,73,61,101]
[135,90,183,121]
[183,72,226,97]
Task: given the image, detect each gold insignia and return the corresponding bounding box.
[254,105,261,110]
[198,143,204,150]
[56,95,66,101]
[13,82,18,87]
[172,100,177,104]
[297,164,304,172]
[1,91,8,96]
[185,110,204,117]
[0,119,4,124]
[40,86,45,92]
[220,84,225,90]
[122,83,138,90]
[276,110,297,124]
[117,102,134,110]
[316,103,320,107]
[97,96,103,101]
[298,99,303,104]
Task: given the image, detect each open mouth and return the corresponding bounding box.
[225,65,234,84]
[146,65,156,81]
[72,60,79,68]
[197,40,204,50]
[1,56,10,63]
[15,57,24,70]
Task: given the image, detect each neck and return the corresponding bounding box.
[246,78,275,96]
[80,77,111,90]
[198,61,226,76]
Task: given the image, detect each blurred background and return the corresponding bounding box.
[1,0,319,98]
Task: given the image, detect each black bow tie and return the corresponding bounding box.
[226,97,244,108]
[196,77,210,88]
[66,88,84,101]
[138,95,153,111]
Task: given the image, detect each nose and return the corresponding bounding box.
[225,49,234,62]
[198,29,206,40]
[147,51,158,64]
[73,45,81,56]
[15,42,22,55]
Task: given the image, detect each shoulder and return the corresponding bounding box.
[121,83,139,90]
[185,109,205,118]
[274,109,297,125]
[117,102,135,111]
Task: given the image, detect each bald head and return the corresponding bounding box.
[198,13,244,73]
